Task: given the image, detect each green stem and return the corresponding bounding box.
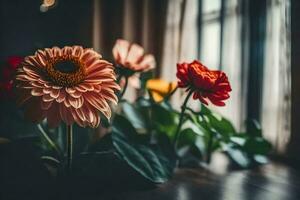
[119,76,129,99]
[164,86,178,101]
[173,90,194,151]
[66,124,73,174]
[116,74,123,84]
[37,124,62,158]
[206,130,213,164]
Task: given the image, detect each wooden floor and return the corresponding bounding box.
[98,162,300,200]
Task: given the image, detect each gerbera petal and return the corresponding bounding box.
[59,104,73,125]
[112,39,130,64]
[84,93,111,119]
[100,89,118,105]
[62,46,73,56]
[126,44,144,65]
[50,89,60,98]
[51,47,61,58]
[135,54,156,71]
[56,89,66,103]
[42,94,55,102]
[66,87,76,94]
[78,83,94,91]
[68,95,84,109]
[72,46,83,57]
[31,88,44,96]
[69,90,82,98]
[47,102,61,128]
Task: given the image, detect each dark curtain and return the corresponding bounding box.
[289,0,300,167]
[0,0,93,61]
[93,0,168,75]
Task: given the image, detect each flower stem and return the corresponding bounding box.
[173,90,194,151]
[165,86,178,101]
[206,130,214,164]
[37,124,62,158]
[116,74,123,84]
[66,124,73,174]
[119,76,129,99]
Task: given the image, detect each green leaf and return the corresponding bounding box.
[247,119,262,137]
[122,101,148,132]
[200,105,211,115]
[152,104,179,140]
[243,137,272,155]
[112,115,175,183]
[226,146,251,168]
[177,128,197,148]
[205,114,236,137]
[253,154,269,164]
[230,135,247,146]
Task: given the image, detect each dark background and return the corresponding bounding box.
[0,0,93,60]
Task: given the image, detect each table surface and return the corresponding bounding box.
[1,160,299,200]
[98,162,300,200]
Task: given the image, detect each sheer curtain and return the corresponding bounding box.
[160,0,199,109]
[205,0,244,130]
[262,0,291,153]
[161,0,245,130]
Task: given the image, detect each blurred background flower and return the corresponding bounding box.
[0,56,23,100]
[146,79,177,102]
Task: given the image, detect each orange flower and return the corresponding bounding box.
[176,60,231,106]
[146,79,177,102]
[112,39,155,72]
[15,46,120,128]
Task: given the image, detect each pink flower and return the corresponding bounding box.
[112,39,156,72]
[15,46,120,128]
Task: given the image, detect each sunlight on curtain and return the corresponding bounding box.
[200,0,243,130]
[200,0,221,69]
[161,0,244,128]
[262,0,291,153]
[161,0,183,81]
[217,0,243,130]
[161,0,199,109]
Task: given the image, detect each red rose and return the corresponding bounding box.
[176,60,231,106]
[7,56,23,70]
[0,56,23,100]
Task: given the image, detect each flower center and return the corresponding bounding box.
[45,57,86,87]
[54,60,79,74]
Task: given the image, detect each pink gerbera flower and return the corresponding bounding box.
[112,39,156,72]
[15,46,120,128]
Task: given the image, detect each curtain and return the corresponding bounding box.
[93,0,168,100]
[161,0,245,130]
[160,0,199,109]
[262,0,291,153]
[216,0,244,130]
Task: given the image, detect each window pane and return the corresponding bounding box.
[200,21,221,69]
[202,0,221,13]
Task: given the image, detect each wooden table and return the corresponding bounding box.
[96,162,300,200]
[1,160,299,200]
